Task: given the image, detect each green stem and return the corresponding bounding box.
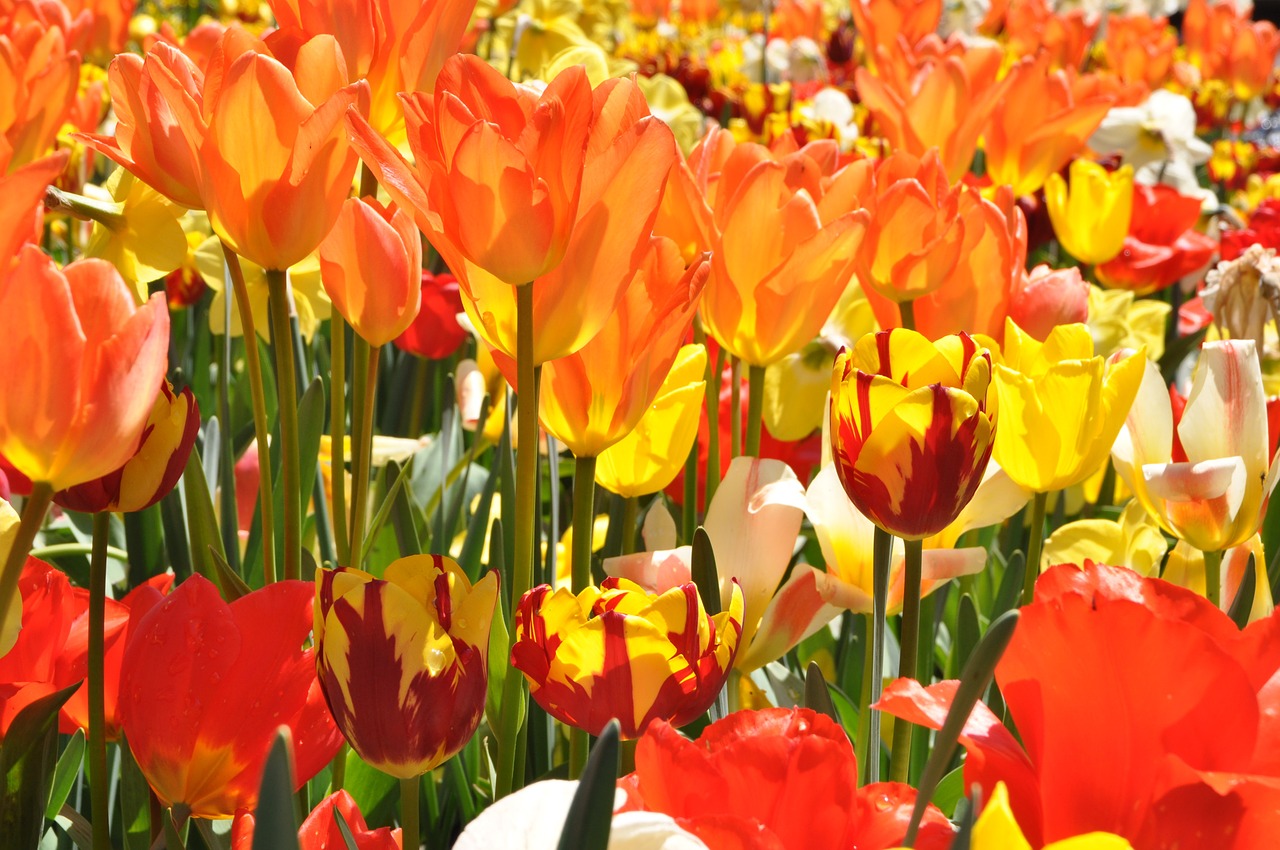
[1020,491,1049,606]
[898,298,916,332]
[348,341,381,567]
[223,246,275,584]
[331,315,349,564]
[855,611,874,786]
[730,357,741,459]
[702,326,724,508]
[682,443,697,544]
[890,537,923,784]
[400,776,419,850]
[267,268,301,581]
[497,283,538,798]
[30,543,129,562]
[620,496,638,556]
[867,525,893,785]
[88,511,111,850]
[329,745,347,792]
[745,364,764,457]
[569,454,597,780]
[0,482,53,643]
[1204,548,1224,610]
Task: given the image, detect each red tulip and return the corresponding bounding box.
[0,558,75,736]
[625,707,954,850]
[1220,198,1280,261]
[1096,185,1216,296]
[877,562,1280,848]
[231,790,401,850]
[393,271,467,360]
[119,576,343,818]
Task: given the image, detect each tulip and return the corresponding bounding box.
[511,576,744,738]
[1095,185,1216,296]
[54,382,199,514]
[393,272,466,360]
[969,783,1134,850]
[455,779,706,850]
[0,558,75,732]
[803,464,990,615]
[849,0,941,53]
[0,17,79,171]
[231,789,401,850]
[1184,0,1280,102]
[596,344,707,499]
[1113,340,1280,561]
[993,319,1145,495]
[535,240,707,458]
[119,576,343,818]
[843,149,975,308]
[1008,265,1091,343]
[349,61,679,365]
[0,148,66,270]
[0,246,169,491]
[1041,500,1169,578]
[877,562,1280,847]
[856,39,1005,182]
[200,30,369,271]
[984,54,1114,199]
[697,131,868,367]
[627,708,956,850]
[1102,14,1177,92]
[314,556,497,778]
[78,44,207,210]
[319,196,422,348]
[1044,160,1134,265]
[1004,0,1098,70]
[1086,285,1170,361]
[830,330,995,539]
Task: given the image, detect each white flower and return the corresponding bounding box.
[452,780,708,850]
[1089,89,1213,170]
[799,88,859,151]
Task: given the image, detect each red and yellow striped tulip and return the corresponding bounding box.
[511,577,744,738]
[314,556,498,779]
[830,329,996,540]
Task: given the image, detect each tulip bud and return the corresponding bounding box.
[1044,159,1133,265]
[320,197,422,348]
[393,272,466,360]
[56,382,199,514]
[315,556,498,778]
[511,577,744,738]
[829,330,996,540]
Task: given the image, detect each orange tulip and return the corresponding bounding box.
[863,183,1023,339]
[350,63,678,364]
[58,0,133,62]
[696,129,868,366]
[1005,0,1098,69]
[267,0,475,140]
[319,197,421,348]
[200,30,369,271]
[1102,14,1177,92]
[0,246,169,491]
[842,148,977,307]
[856,39,1005,182]
[849,0,941,54]
[0,149,67,268]
[79,43,208,210]
[0,14,80,171]
[534,240,708,458]
[985,54,1115,199]
[1184,0,1280,101]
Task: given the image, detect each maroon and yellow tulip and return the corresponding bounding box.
[511,577,744,738]
[314,555,498,779]
[830,330,996,540]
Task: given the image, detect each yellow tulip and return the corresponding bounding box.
[1044,160,1134,265]
[1087,285,1171,361]
[972,782,1134,850]
[1040,499,1169,577]
[0,497,19,658]
[596,344,706,499]
[993,320,1145,494]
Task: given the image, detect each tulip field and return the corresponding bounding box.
[8,0,1280,848]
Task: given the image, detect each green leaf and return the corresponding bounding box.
[903,610,1019,847]
[252,731,300,850]
[991,551,1025,622]
[44,729,84,820]
[296,378,326,518]
[691,527,719,617]
[949,786,981,850]
[557,720,620,850]
[2,682,82,849]
[386,461,424,560]
[183,448,229,593]
[950,593,980,680]
[331,807,361,850]
[119,735,152,850]
[211,547,253,602]
[803,662,838,723]
[360,460,416,567]
[929,765,965,817]
[1229,553,1257,629]
[458,449,500,583]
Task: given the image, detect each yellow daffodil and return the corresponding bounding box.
[993,319,1145,494]
[1044,159,1134,264]
[194,236,330,341]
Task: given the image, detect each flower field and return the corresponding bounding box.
[3,0,1280,847]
